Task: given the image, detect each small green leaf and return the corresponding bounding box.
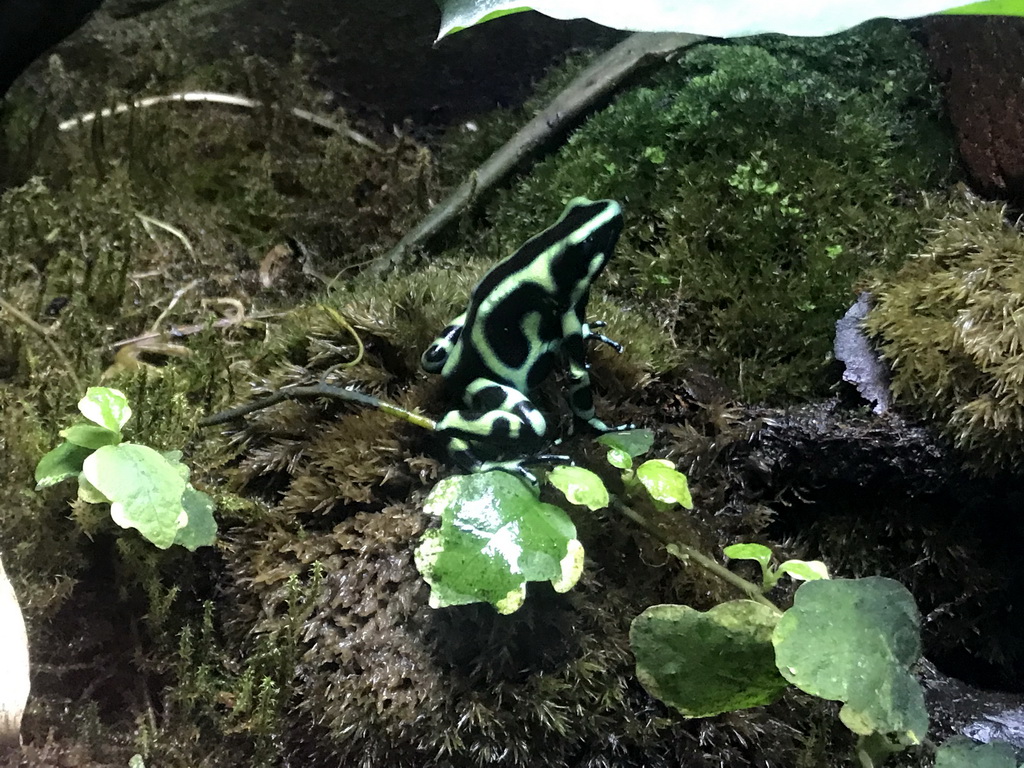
[548,466,609,510]
[935,736,1018,768]
[82,443,188,549]
[60,424,121,450]
[551,539,585,594]
[631,600,788,717]
[636,459,693,508]
[173,485,217,551]
[597,428,655,459]
[605,447,633,470]
[724,543,773,569]
[35,441,93,489]
[773,577,927,745]
[78,387,132,431]
[776,559,830,582]
[77,473,109,504]
[414,471,582,614]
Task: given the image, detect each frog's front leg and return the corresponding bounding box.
[436,378,548,470]
[563,315,627,433]
[583,320,623,354]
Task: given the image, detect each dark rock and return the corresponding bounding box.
[726,400,1024,691]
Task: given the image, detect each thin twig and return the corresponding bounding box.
[0,294,83,392]
[137,212,196,257]
[108,310,283,349]
[149,280,200,333]
[613,500,780,611]
[198,382,436,431]
[58,90,383,153]
[365,31,704,277]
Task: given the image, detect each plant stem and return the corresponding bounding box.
[613,500,780,612]
[198,382,436,431]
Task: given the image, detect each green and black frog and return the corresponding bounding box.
[421,197,629,477]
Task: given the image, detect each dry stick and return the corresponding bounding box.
[198,382,436,431]
[58,91,383,153]
[365,31,705,278]
[0,294,84,392]
[613,500,780,611]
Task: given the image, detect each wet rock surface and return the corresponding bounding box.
[721,399,1024,693]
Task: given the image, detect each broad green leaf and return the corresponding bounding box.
[173,486,218,551]
[436,0,994,40]
[82,443,188,549]
[78,387,132,431]
[772,577,927,745]
[724,543,773,569]
[935,736,1018,768]
[597,428,654,459]
[60,424,121,450]
[631,600,788,717]
[776,559,830,582]
[414,471,582,614]
[636,459,693,508]
[548,466,609,510]
[437,2,530,36]
[77,474,109,504]
[34,441,93,489]
[943,1,1024,15]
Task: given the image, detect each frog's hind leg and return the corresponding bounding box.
[435,379,547,449]
[421,312,466,373]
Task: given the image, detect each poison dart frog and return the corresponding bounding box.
[421,197,628,478]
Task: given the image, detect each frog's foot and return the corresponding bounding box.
[474,460,540,487]
[527,453,574,466]
[586,417,638,434]
[583,321,623,354]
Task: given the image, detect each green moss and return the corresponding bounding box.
[0,37,442,763]
[447,22,952,402]
[863,196,1024,472]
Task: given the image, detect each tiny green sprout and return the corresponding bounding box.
[34,387,216,551]
[547,466,609,510]
[724,543,829,592]
[636,459,693,508]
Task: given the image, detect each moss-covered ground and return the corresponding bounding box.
[1,15,1012,768]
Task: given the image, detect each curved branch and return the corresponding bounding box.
[366,31,704,277]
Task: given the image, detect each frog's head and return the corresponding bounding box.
[554,197,623,291]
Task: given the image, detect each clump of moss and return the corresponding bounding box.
[224,503,823,768]
[448,21,952,402]
[863,196,1024,471]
